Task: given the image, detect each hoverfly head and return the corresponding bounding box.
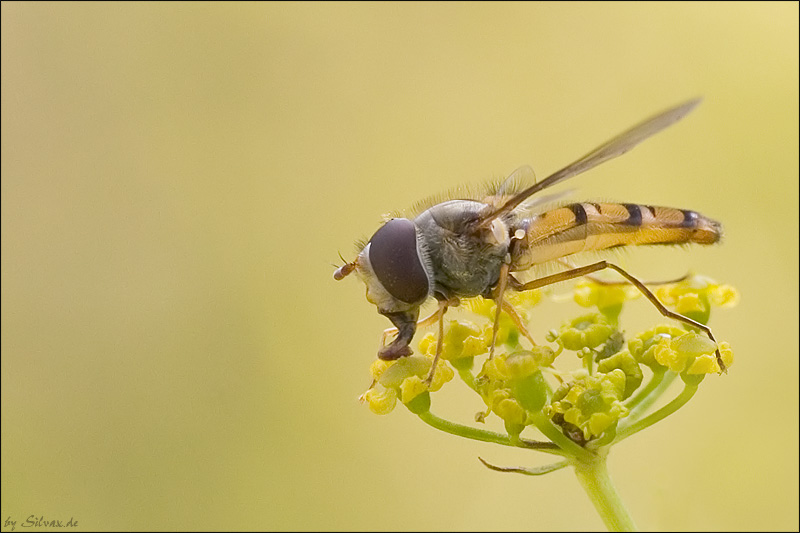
[356,217,430,313]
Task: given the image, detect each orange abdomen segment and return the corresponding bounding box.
[511,202,722,269]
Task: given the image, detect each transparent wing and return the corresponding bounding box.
[482,165,537,210]
[476,98,702,226]
[497,165,537,196]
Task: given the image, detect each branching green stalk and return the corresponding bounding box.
[456,368,477,391]
[623,367,666,411]
[616,380,699,442]
[528,411,594,462]
[417,410,566,456]
[621,370,678,427]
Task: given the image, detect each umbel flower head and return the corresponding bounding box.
[360,274,736,454]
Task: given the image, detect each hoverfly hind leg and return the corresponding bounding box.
[513,261,726,373]
[556,258,692,287]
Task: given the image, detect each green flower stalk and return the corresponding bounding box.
[360,275,737,531]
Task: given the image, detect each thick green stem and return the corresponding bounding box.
[573,452,637,532]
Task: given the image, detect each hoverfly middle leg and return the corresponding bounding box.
[499,299,537,347]
[488,262,511,359]
[424,297,459,386]
[509,261,726,373]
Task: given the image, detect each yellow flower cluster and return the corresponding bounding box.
[362,355,454,415]
[548,371,629,442]
[548,313,616,351]
[475,348,555,431]
[655,275,740,325]
[417,320,491,362]
[628,327,734,374]
[573,279,640,318]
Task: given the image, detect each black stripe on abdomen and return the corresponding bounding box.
[622,203,642,226]
[569,203,588,226]
[681,209,698,228]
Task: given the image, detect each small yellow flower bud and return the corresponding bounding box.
[377,356,431,388]
[427,359,455,391]
[494,397,527,426]
[710,285,740,308]
[365,385,397,415]
[686,341,734,374]
[400,375,428,404]
[573,280,639,311]
[597,350,643,399]
[556,313,616,351]
[628,325,687,368]
[675,293,705,315]
[369,358,395,381]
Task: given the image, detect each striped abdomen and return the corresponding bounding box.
[510,202,722,270]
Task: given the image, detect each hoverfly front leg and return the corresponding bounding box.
[380,308,441,348]
[509,261,726,373]
[377,309,419,360]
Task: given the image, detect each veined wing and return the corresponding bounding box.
[481,165,537,209]
[475,98,702,227]
[487,164,574,215]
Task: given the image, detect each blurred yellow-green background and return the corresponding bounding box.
[2,2,797,531]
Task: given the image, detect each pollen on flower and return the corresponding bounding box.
[363,353,455,415]
[439,320,490,361]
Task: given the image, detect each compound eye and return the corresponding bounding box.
[368,218,429,304]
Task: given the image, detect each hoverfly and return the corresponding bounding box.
[334,99,725,380]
